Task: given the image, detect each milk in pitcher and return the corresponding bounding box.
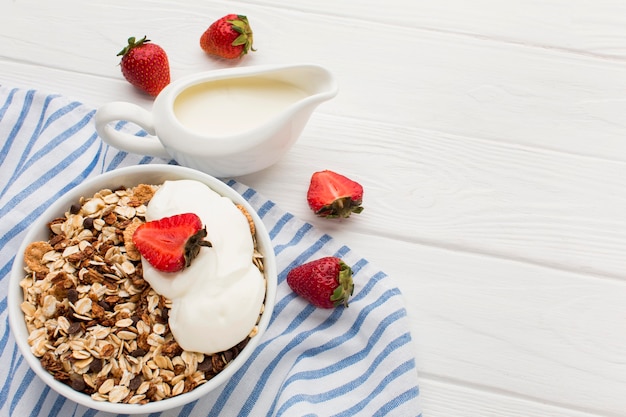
[173,78,309,136]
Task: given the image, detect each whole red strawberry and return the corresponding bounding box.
[287,257,354,308]
[200,14,255,59]
[307,170,364,218]
[132,213,212,272]
[117,36,170,96]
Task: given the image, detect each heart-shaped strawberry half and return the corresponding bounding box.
[132,213,212,272]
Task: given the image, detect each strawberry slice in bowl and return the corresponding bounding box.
[132,212,212,273]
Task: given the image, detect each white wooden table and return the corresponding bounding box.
[2,1,626,416]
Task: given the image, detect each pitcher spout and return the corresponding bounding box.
[280,64,339,101]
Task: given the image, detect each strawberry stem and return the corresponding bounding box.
[117,36,150,57]
[330,260,354,307]
[318,197,364,218]
[227,16,256,54]
[183,227,212,268]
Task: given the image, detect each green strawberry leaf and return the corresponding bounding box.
[232,34,249,47]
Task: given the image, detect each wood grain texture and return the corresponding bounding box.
[419,377,623,417]
[241,113,626,279]
[3,1,626,160]
[312,228,626,414]
[253,0,626,59]
[1,1,625,416]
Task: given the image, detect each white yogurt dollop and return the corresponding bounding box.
[141,180,265,354]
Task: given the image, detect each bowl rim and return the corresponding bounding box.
[7,164,277,414]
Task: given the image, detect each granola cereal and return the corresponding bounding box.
[19,184,264,404]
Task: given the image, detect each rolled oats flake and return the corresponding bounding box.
[152,322,166,335]
[91,325,110,340]
[91,392,108,402]
[108,385,130,403]
[119,261,136,276]
[128,394,146,404]
[73,297,92,316]
[115,318,134,328]
[114,205,136,219]
[147,333,165,347]
[72,350,92,360]
[19,183,264,404]
[136,380,151,395]
[41,250,61,264]
[73,357,94,370]
[50,222,64,235]
[117,330,138,341]
[171,380,185,396]
[81,197,105,216]
[98,378,115,394]
[136,320,150,335]
[154,354,172,370]
[102,192,120,205]
[21,301,36,317]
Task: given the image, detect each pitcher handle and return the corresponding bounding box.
[94,102,171,159]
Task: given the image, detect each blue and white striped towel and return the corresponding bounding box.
[0,86,421,417]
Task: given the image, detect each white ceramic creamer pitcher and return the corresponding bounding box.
[95,64,338,177]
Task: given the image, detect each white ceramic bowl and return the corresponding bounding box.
[8,164,277,414]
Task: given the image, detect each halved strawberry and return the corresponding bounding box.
[132,213,212,272]
[306,170,364,218]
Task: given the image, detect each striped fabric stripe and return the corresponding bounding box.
[0,86,421,416]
